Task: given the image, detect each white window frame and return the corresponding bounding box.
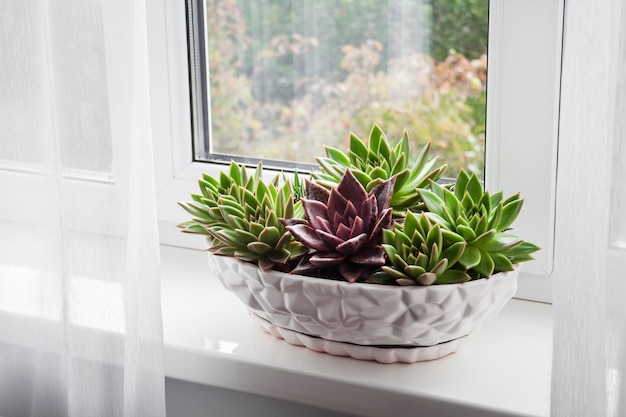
[148,0,564,303]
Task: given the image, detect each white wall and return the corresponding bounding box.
[165,378,357,417]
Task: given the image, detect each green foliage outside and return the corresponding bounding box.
[430,0,489,61]
[204,0,489,178]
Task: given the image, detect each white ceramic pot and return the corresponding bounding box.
[208,254,519,362]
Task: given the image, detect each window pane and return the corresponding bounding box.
[200,0,487,178]
[0,1,113,174]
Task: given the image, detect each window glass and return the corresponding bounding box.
[197,0,488,178]
[0,2,112,174]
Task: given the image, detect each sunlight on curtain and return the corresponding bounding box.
[552,0,626,415]
[0,1,166,416]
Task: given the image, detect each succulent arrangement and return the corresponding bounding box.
[179,124,539,286]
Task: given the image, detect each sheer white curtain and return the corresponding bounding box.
[552,0,626,415]
[0,1,166,416]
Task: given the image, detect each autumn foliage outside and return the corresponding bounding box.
[204,0,489,178]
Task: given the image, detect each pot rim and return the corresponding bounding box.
[210,253,521,293]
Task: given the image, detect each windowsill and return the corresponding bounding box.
[161,244,552,417]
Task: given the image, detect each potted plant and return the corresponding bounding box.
[178,124,539,363]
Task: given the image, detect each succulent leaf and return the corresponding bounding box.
[350,246,386,265]
[258,227,281,246]
[501,241,540,262]
[491,252,515,272]
[287,224,329,251]
[475,249,495,277]
[339,263,368,283]
[415,272,436,286]
[177,220,207,234]
[325,146,351,166]
[350,133,368,162]
[305,177,330,203]
[499,198,524,231]
[459,245,481,269]
[310,253,346,267]
[247,241,272,255]
[437,269,471,284]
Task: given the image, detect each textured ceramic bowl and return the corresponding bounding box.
[208,254,519,347]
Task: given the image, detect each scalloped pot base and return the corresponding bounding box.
[208,254,520,363]
[251,314,466,363]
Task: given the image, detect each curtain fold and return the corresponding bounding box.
[0,1,166,416]
[552,0,626,415]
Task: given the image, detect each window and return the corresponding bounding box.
[0,2,113,176]
[0,1,135,238]
[189,0,489,179]
[148,0,564,303]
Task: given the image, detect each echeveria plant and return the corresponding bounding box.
[313,124,446,217]
[178,161,307,271]
[179,125,539,285]
[280,169,395,282]
[380,211,469,285]
[419,169,539,279]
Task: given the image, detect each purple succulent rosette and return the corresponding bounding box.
[280,169,396,282]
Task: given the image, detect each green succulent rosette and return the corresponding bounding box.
[418,169,540,279]
[378,211,469,285]
[178,162,308,271]
[312,124,447,217]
